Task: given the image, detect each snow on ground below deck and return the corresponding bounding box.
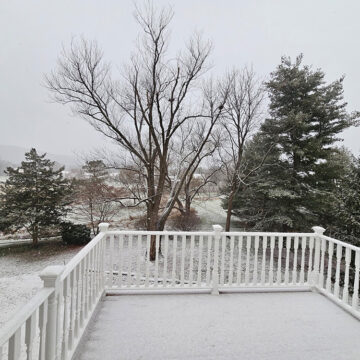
[0,242,82,326]
[75,292,360,360]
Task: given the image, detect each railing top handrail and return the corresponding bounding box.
[106,230,316,237]
[222,231,315,237]
[0,287,54,346]
[321,234,360,252]
[106,230,214,236]
[61,231,106,280]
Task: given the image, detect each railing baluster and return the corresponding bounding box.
[299,237,306,285]
[236,235,243,285]
[61,277,70,359]
[154,235,160,287]
[276,236,283,285]
[253,236,259,285]
[260,236,267,285]
[307,237,314,283]
[245,236,251,285]
[136,235,142,287]
[68,271,75,351]
[97,242,102,295]
[96,243,101,295]
[292,236,299,285]
[180,235,186,287]
[25,313,36,360]
[74,263,80,338]
[352,250,360,309]
[228,235,235,286]
[127,235,133,287]
[101,235,106,291]
[83,255,89,321]
[326,241,334,293]
[189,235,195,287]
[89,248,94,308]
[163,234,169,287]
[284,236,291,285]
[206,235,212,286]
[109,235,114,287]
[197,235,204,286]
[39,299,48,360]
[343,247,351,303]
[81,256,86,324]
[171,235,178,287]
[334,244,343,298]
[93,245,98,298]
[56,283,64,360]
[145,234,151,288]
[118,234,124,288]
[8,327,21,360]
[220,235,226,286]
[269,236,275,285]
[319,238,326,288]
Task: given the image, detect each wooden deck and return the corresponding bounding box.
[74,291,360,360]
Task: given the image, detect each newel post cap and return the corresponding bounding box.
[98,223,110,233]
[212,224,223,233]
[40,265,65,287]
[312,226,326,235]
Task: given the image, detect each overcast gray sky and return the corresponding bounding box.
[1,0,359,156]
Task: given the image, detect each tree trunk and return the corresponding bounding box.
[33,224,39,247]
[225,190,235,232]
[147,204,159,261]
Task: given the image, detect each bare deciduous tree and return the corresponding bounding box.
[74,160,123,236]
[46,3,229,259]
[220,67,266,231]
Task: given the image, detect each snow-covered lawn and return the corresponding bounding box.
[0,241,83,326]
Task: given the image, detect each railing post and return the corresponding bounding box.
[311,226,325,287]
[40,265,65,360]
[211,225,222,295]
[98,222,109,233]
[98,223,109,293]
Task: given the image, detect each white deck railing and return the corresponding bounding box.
[0,224,359,359]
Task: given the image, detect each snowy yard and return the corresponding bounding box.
[0,241,83,326]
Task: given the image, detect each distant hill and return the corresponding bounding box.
[0,145,78,173]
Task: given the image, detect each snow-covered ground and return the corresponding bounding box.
[0,241,83,326]
[192,197,243,231]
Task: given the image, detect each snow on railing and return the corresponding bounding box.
[0,223,109,360]
[1,223,360,359]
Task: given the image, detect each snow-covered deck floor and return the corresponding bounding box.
[74,292,360,360]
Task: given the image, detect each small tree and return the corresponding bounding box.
[0,149,72,246]
[74,160,122,235]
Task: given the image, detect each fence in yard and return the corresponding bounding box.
[0,224,359,360]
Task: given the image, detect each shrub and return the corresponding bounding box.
[169,209,201,231]
[60,222,91,245]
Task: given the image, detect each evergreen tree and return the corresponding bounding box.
[0,149,72,246]
[328,155,360,245]
[231,55,358,231]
